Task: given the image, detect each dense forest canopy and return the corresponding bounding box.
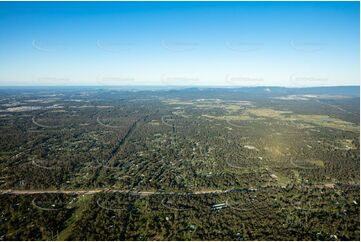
[0,86,359,240]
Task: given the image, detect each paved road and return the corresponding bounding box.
[0,183,350,196]
[32,116,55,129]
[0,189,229,196]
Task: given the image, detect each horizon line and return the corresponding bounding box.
[0,85,359,88]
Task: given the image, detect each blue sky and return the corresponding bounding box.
[0,1,359,86]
